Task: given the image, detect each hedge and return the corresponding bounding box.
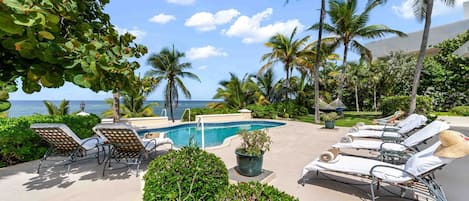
[143,147,229,201]
[215,182,299,201]
[450,106,469,116]
[0,114,101,167]
[181,108,238,122]
[380,96,432,116]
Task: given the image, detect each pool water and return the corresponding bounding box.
[139,121,284,148]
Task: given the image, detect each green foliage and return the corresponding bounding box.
[276,101,309,118]
[215,182,298,201]
[0,0,147,112]
[247,104,278,119]
[143,147,228,201]
[146,46,200,122]
[102,76,158,118]
[237,130,272,157]
[381,96,432,115]
[181,107,238,122]
[213,73,264,109]
[321,112,338,121]
[450,106,469,116]
[0,114,100,167]
[421,30,469,111]
[43,99,70,115]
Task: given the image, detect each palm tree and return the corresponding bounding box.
[310,0,406,100]
[254,69,279,103]
[260,27,311,100]
[213,73,260,109]
[146,46,200,122]
[102,95,157,118]
[373,0,455,113]
[313,0,326,123]
[43,99,69,115]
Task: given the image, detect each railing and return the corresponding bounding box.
[181,108,191,122]
[196,116,205,150]
[160,108,167,117]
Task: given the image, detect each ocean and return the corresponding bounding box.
[7,100,215,119]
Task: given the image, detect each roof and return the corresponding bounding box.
[453,41,469,57]
[365,19,469,58]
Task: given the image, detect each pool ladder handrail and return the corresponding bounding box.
[181,108,191,122]
[160,108,167,117]
[196,116,205,150]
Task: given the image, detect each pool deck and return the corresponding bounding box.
[1,120,468,201]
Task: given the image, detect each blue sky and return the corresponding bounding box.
[10,0,467,101]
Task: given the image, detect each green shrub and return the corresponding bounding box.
[450,106,469,116]
[321,112,339,121]
[143,147,229,201]
[215,182,298,201]
[181,107,238,121]
[0,114,100,167]
[247,104,278,119]
[380,96,433,116]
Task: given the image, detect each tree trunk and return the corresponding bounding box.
[314,0,326,123]
[112,91,120,123]
[284,63,290,101]
[409,0,433,114]
[355,85,359,112]
[169,83,175,123]
[338,42,349,100]
[373,85,377,112]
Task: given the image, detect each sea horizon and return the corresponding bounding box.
[6,100,220,118]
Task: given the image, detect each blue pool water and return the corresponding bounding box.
[139,121,285,148]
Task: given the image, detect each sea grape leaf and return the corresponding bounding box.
[0,101,11,112]
[0,12,24,34]
[38,31,55,40]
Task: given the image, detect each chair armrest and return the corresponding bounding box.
[370,165,417,182]
[80,136,102,147]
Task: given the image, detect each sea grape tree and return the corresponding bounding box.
[0,0,147,112]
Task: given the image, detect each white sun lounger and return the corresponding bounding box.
[347,114,427,138]
[301,142,452,201]
[355,114,422,131]
[334,120,450,152]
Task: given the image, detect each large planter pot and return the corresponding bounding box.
[324,120,335,129]
[235,149,263,177]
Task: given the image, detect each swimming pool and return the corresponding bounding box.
[139,121,285,148]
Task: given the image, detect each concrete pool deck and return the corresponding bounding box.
[0,120,468,201]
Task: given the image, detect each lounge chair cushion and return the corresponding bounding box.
[346,130,402,138]
[402,121,450,147]
[302,155,410,183]
[333,140,407,151]
[404,142,453,176]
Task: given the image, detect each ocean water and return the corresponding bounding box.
[7,100,214,119]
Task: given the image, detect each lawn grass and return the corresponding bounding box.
[430,111,459,116]
[295,111,382,127]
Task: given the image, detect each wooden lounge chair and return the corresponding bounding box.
[373,111,405,125]
[30,123,104,173]
[93,123,173,176]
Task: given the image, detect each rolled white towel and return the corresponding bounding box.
[319,148,341,163]
[349,126,359,133]
[355,122,365,127]
[340,135,353,143]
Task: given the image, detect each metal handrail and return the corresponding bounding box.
[181,108,191,122]
[196,116,205,150]
[160,108,167,117]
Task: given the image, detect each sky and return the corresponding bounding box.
[10,0,468,101]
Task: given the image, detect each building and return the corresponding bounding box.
[366,1,469,59]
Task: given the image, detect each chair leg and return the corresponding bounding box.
[37,148,52,174]
[370,177,379,201]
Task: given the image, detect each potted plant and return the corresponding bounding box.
[322,112,338,129]
[235,129,272,177]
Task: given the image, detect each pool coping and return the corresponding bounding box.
[138,119,288,150]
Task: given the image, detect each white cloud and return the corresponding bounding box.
[149,13,176,24]
[392,0,465,19]
[167,0,195,5]
[224,8,304,44]
[186,45,228,60]
[115,26,147,40]
[185,9,240,31]
[197,65,208,70]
